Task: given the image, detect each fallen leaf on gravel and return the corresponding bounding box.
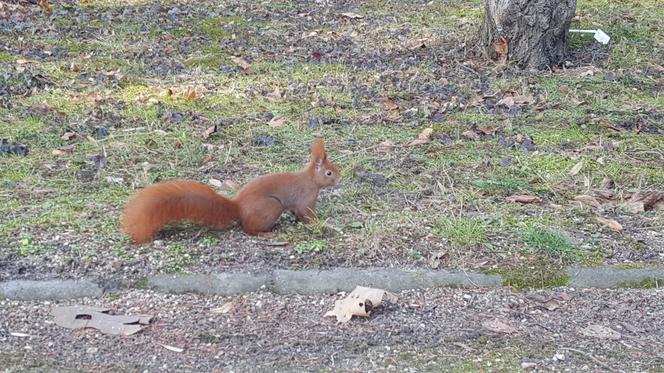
[52,306,153,336]
[579,324,621,340]
[569,161,583,176]
[340,12,364,19]
[409,127,433,146]
[268,117,287,127]
[461,130,480,141]
[211,302,235,314]
[377,140,396,153]
[506,194,541,204]
[573,195,601,208]
[595,216,623,232]
[481,318,516,334]
[325,286,397,323]
[161,344,184,353]
[202,125,217,139]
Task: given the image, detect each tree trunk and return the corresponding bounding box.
[480,0,577,69]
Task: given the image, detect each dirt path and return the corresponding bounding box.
[2,287,663,372]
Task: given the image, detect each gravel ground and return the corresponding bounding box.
[2,287,663,372]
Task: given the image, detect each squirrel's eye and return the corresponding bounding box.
[325,170,333,176]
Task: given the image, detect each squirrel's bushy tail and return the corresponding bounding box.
[121,180,240,243]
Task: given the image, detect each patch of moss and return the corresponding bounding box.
[0,51,15,63]
[487,257,571,288]
[616,263,660,270]
[618,277,663,289]
[134,277,149,289]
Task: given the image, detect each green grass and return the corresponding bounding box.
[519,226,579,261]
[434,216,487,246]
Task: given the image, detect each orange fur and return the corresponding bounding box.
[120,138,340,243]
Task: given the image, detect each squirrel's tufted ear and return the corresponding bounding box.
[310,138,327,167]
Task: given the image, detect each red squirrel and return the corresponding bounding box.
[120,138,340,243]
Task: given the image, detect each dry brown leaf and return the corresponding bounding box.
[202,125,217,139]
[377,140,396,153]
[573,195,601,208]
[266,87,283,102]
[461,130,480,141]
[506,195,542,204]
[493,36,509,64]
[579,324,621,340]
[61,132,78,141]
[600,177,615,190]
[482,318,516,334]
[512,95,533,105]
[569,161,583,176]
[158,88,173,97]
[385,110,400,122]
[38,0,51,11]
[211,302,235,314]
[478,126,497,135]
[497,96,515,108]
[52,306,152,336]
[268,117,287,127]
[186,89,197,100]
[409,127,433,146]
[628,191,664,211]
[160,344,184,353]
[381,97,399,111]
[595,216,623,232]
[52,145,75,156]
[324,286,397,323]
[230,56,251,72]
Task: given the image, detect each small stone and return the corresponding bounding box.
[87,347,98,354]
[253,134,275,147]
[463,294,472,300]
[553,353,565,361]
[521,362,537,370]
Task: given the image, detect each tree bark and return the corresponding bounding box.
[480,0,577,69]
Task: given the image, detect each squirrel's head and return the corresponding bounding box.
[309,138,340,188]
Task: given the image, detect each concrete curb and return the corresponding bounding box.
[0,279,103,301]
[1,266,663,301]
[567,266,664,288]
